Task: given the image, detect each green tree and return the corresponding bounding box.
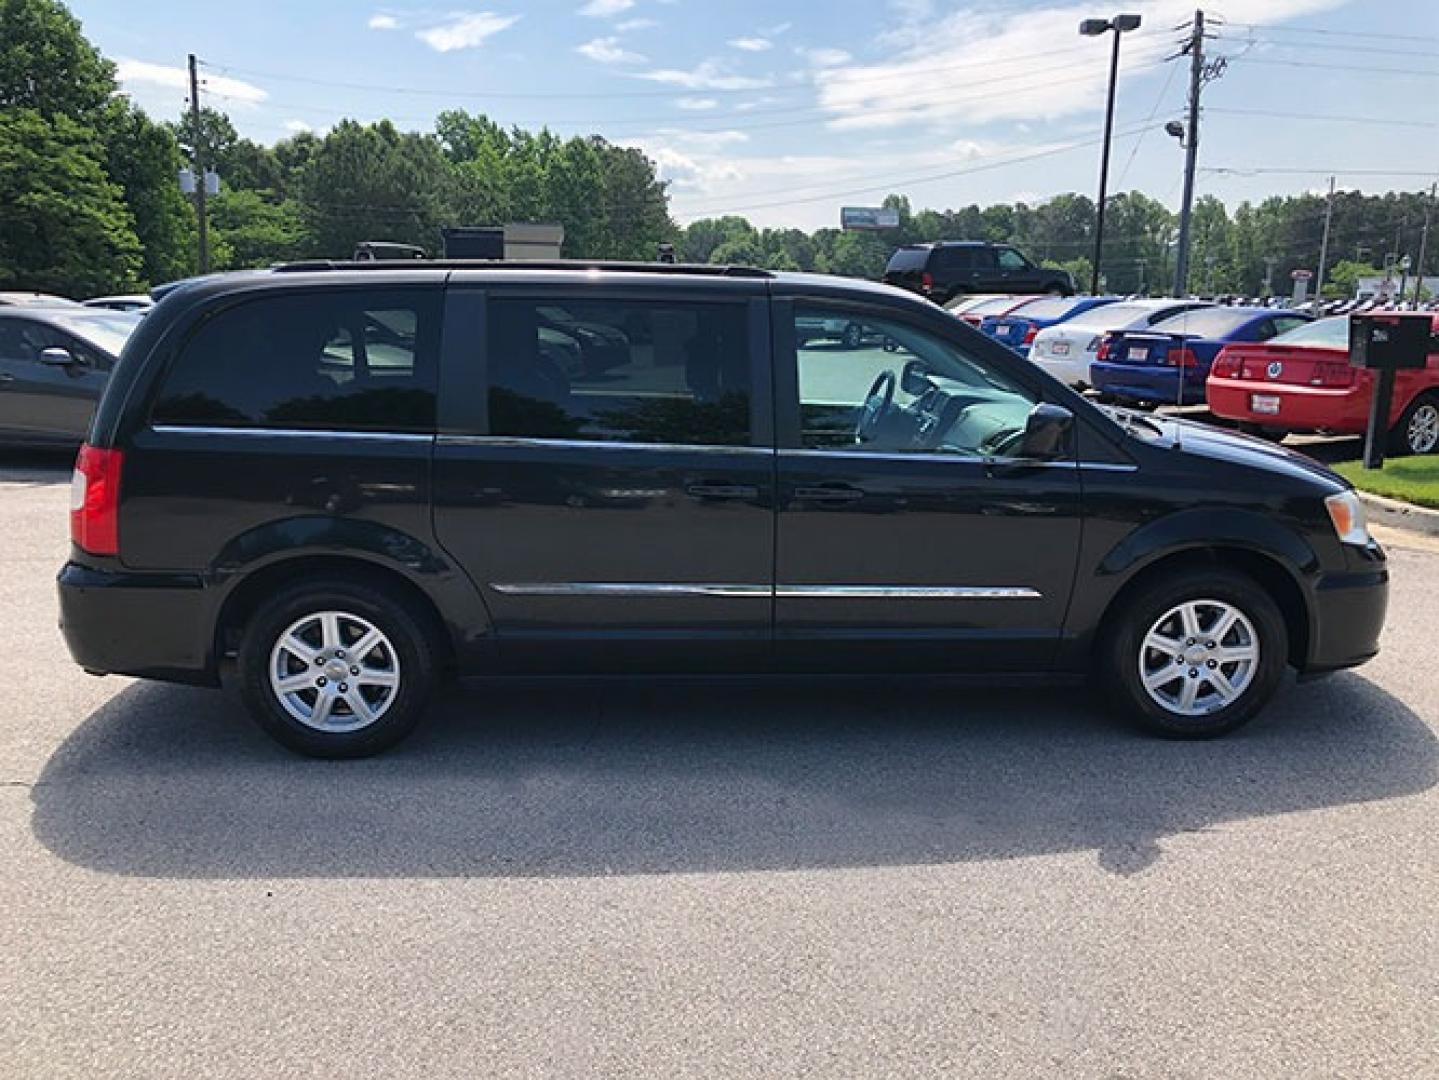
[103,103,196,284]
[0,0,114,118]
[209,190,306,267]
[0,109,141,294]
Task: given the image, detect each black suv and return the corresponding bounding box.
[59,262,1387,757]
[885,242,1074,304]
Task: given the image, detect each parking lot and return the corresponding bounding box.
[2,447,1436,1078]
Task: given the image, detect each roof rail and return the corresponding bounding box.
[272,259,774,279]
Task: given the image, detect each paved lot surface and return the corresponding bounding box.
[2,449,1436,1079]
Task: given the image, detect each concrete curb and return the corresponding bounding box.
[1357,490,1439,538]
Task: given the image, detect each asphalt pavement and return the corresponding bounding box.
[1,450,1436,1078]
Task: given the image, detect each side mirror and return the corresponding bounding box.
[1018,403,1073,460]
[900,359,934,396]
[39,347,78,368]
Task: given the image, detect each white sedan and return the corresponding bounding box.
[1029,298,1211,388]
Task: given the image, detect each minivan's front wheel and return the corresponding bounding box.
[1103,569,1288,738]
[238,580,436,758]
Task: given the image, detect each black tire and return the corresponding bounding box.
[238,578,437,758]
[842,322,864,350]
[1101,568,1288,739]
[1389,392,1439,457]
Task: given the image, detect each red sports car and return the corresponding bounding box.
[1206,313,1439,455]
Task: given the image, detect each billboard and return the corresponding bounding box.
[841,206,901,231]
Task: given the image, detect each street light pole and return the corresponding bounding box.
[1080,14,1141,296]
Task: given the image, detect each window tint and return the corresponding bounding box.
[794,306,1039,457]
[997,248,1028,271]
[936,247,973,270]
[972,247,998,269]
[487,298,752,446]
[153,289,440,432]
[0,319,54,364]
[885,248,929,273]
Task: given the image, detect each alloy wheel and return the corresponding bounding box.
[1138,599,1259,717]
[268,610,401,732]
[1406,402,1439,454]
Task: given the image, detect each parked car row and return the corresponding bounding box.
[932,288,1439,455]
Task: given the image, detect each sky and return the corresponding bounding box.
[69,0,1439,231]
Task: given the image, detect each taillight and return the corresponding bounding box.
[1165,347,1200,369]
[1310,361,1357,387]
[1211,349,1241,379]
[921,271,934,293]
[1096,336,1113,360]
[70,444,123,556]
[1022,325,1038,345]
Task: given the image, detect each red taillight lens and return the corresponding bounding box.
[921,271,934,293]
[1022,325,1038,345]
[1311,361,1357,387]
[1211,349,1241,379]
[70,445,123,556]
[1166,347,1200,369]
[1096,337,1113,361]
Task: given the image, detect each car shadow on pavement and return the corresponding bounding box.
[0,449,74,485]
[30,672,1437,879]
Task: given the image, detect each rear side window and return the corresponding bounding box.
[486,297,752,446]
[935,247,974,271]
[152,289,440,432]
[885,248,930,274]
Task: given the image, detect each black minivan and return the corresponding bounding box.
[58,262,1387,757]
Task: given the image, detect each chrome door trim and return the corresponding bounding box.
[777,585,1042,600]
[439,434,774,456]
[778,448,1079,468]
[490,582,772,598]
[490,582,1041,600]
[151,425,433,443]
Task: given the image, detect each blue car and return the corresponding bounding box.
[979,294,1121,354]
[1090,306,1313,407]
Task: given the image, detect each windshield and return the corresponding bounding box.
[1148,307,1265,338]
[1271,316,1349,349]
[49,312,142,356]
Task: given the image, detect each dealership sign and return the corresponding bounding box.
[841,206,901,230]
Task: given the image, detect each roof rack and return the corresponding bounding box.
[272,259,774,279]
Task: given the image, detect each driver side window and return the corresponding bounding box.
[792,306,1039,457]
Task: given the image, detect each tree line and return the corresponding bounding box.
[1,0,1431,300]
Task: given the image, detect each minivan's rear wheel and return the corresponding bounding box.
[1103,569,1287,738]
[1391,392,1439,456]
[239,580,436,758]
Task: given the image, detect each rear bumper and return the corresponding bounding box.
[57,562,218,686]
[1030,350,1093,388]
[1305,555,1388,673]
[1090,362,1205,405]
[1207,378,1369,433]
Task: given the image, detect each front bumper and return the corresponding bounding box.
[1305,547,1388,673]
[57,562,219,685]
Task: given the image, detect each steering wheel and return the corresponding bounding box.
[855,370,897,444]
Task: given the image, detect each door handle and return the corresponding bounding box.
[793,485,865,504]
[686,483,760,501]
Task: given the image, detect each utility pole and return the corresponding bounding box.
[188,53,210,275]
[1172,10,1204,297]
[1413,181,1435,306]
[1313,175,1336,309]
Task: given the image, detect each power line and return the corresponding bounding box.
[1222,21,1439,45]
[1219,34,1439,59]
[1205,106,1439,129]
[1238,57,1439,78]
[1203,166,1439,177]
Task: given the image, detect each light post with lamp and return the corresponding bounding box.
[1079,13,1142,296]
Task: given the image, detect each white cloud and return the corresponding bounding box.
[636,59,772,90]
[580,0,635,16]
[367,13,399,30]
[815,0,1348,132]
[676,97,718,110]
[728,36,773,52]
[576,36,646,63]
[284,119,313,133]
[617,17,658,31]
[417,12,520,52]
[796,46,852,67]
[116,59,268,105]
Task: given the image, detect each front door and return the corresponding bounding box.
[773,300,1083,672]
[0,319,108,442]
[432,285,776,672]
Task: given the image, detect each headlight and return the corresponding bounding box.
[1325,490,1371,545]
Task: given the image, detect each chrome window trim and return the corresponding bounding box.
[151,424,433,443]
[780,447,1079,468]
[439,435,774,456]
[490,582,1041,600]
